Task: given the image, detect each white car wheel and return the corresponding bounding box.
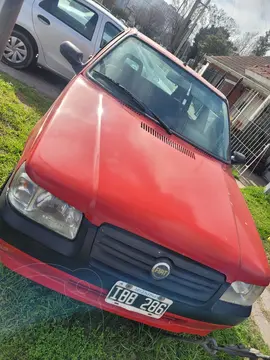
[4,36,28,64]
[1,30,36,69]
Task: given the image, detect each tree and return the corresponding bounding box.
[112,7,130,23]
[167,1,238,55]
[162,0,193,52]
[189,26,236,63]
[102,0,116,10]
[197,4,238,36]
[234,32,260,56]
[252,30,270,56]
[133,6,166,40]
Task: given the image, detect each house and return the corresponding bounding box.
[200,56,270,178]
[202,56,270,106]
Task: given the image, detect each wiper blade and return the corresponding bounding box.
[91,70,172,135]
[139,101,172,135]
[91,70,147,112]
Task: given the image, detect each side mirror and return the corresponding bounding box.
[60,41,84,74]
[231,151,246,165]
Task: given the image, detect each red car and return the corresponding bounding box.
[0,29,269,336]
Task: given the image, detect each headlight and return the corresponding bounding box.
[220,281,265,306]
[8,165,82,240]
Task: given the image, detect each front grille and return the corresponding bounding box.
[90,225,226,306]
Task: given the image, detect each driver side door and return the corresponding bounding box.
[32,0,102,79]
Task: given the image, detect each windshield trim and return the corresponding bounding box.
[85,34,231,164]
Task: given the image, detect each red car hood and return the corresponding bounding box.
[26,76,270,285]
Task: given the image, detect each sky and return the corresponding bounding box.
[212,0,270,35]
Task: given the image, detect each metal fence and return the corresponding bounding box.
[230,90,270,175]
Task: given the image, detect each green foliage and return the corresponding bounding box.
[0,74,269,359]
[0,261,269,360]
[189,26,235,63]
[232,168,240,180]
[242,187,270,260]
[0,73,52,186]
[253,30,270,56]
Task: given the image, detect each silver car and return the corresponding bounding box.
[2,0,126,79]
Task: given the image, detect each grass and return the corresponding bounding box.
[232,168,240,181]
[0,72,269,359]
[0,263,269,360]
[241,186,270,261]
[0,73,52,185]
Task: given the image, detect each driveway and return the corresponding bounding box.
[0,62,67,100]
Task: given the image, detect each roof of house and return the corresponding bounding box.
[207,56,270,77]
[247,64,270,79]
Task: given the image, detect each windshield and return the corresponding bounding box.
[88,37,230,162]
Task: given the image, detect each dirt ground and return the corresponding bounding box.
[252,287,270,347]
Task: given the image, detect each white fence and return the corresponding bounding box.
[230,89,270,175]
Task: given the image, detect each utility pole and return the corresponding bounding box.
[0,0,25,58]
[174,0,211,57]
[172,0,201,54]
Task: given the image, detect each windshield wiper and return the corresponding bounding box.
[139,100,172,135]
[91,70,172,135]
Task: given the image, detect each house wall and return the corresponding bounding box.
[202,64,245,107]
[245,69,270,90]
[203,61,270,176]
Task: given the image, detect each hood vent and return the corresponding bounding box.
[141,122,195,159]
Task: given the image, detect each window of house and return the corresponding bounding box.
[39,0,98,41]
[101,22,121,48]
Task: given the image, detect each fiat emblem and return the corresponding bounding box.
[151,262,171,280]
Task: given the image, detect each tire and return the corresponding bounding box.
[1,30,36,70]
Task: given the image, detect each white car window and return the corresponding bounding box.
[39,0,99,40]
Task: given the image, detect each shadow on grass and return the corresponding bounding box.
[0,265,268,360]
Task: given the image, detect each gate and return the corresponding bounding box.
[230,90,270,175]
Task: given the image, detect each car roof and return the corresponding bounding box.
[84,0,127,30]
[127,29,227,102]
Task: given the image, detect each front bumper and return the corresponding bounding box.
[0,184,251,335]
[0,238,229,336]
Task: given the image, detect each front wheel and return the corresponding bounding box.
[2,30,36,70]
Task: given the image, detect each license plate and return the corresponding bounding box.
[105,281,173,319]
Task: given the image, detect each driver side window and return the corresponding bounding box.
[39,0,99,40]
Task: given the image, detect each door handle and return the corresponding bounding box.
[37,14,50,25]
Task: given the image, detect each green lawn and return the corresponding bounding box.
[241,187,270,261]
[0,73,269,360]
[0,73,52,183]
[232,168,240,181]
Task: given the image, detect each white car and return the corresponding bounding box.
[2,0,126,79]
